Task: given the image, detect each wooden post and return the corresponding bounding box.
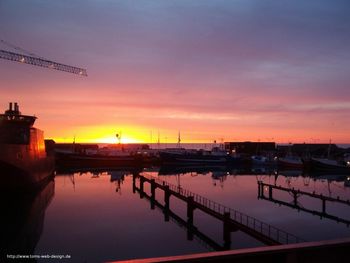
[151,179,156,210]
[186,196,195,241]
[163,185,171,222]
[223,212,231,250]
[269,185,273,200]
[260,182,265,198]
[140,176,145,199]
[151,179,156,198]
[187,196,195,226]
[164,185,170,211]
[187,226,194,241]
[322,199,326,214]
[164,209,170,222]
[132,173,136,193]
[293,192,298,206]
[258,181,264,199]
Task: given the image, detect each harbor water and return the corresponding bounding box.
[6,167,349,262]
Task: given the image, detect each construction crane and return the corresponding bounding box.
[0,39,87,76]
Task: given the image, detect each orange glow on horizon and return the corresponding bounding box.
[45,124,349,145]
[48,125,146,144]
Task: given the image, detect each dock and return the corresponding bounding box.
[133,185,223,251]
[258,181,350,226]
[133,174,303,248]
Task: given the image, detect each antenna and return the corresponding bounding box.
[177,131,181,148]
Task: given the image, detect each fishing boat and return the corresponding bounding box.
[0,103,54,190]
[251,155,268,165]
[251,155,277,167]
[55,150,142,169]
[159,147,240,165]
[309,157,350,174]
[278,156,303,169]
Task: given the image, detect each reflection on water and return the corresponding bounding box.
[1,179,54,260]
[2,166,350,262]
[258,180,350,226]
[132,181,224,251]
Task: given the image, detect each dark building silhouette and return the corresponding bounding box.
[224,141,276,155]
[277,143,345,158]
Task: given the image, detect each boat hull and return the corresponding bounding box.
[55,152,143,169]
[0,143,54,191]
[0,158,54,191]
[278,158,303,169]
[159,152,238,165]
[309,158,350,174]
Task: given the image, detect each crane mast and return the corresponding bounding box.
[0,49,87,76]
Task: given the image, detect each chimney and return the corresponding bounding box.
[9,102,12,111]
[14,102,18,112]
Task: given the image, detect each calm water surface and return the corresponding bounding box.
[7,167,350,262]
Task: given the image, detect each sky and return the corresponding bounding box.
[1,0,350,144]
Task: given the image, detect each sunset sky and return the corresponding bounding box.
[1,0,350,144]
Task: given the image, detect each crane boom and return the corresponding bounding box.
[0,49,87,76]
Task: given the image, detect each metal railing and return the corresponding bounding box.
[140,174,305,245]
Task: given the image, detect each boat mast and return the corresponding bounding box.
[327,139,332,158]
[157,130,160,149]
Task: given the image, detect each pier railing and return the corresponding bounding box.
[143,174,304,245]
[258,181,350,227]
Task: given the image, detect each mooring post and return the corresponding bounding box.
[163,209,170,222]
[187,196,195,226]
[139,176,145,199]
[322,198,326,214]
[150,179,156,210]
[186,196,195,241]
[258,181,264,199]
[187,226,194,241]
[261,182,265,199]
[293,191,298,206]
[163,185,171,222]
[268,185,273,200]
[132,173,137,193]
[164,185,170,211]
[223,212,231,249]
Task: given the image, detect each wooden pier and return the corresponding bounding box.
[133,184,224,251]
[133,174,303,248]
[258,181,350,226]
